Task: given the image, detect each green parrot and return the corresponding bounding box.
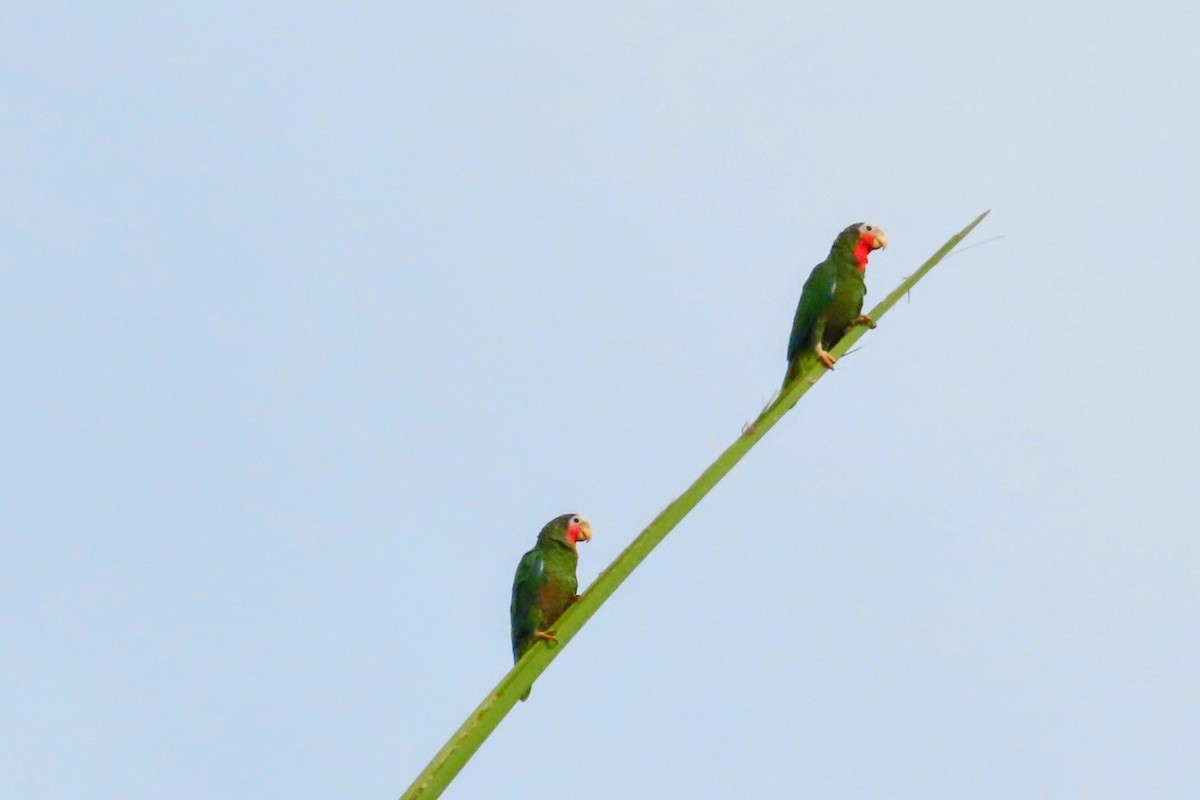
[510,513,593,700]
[783,222,888,385]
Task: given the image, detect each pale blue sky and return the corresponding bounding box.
[2,3,1197,799]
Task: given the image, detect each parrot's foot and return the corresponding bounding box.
[533,630,558,646]
[815,345,836,370]
[854,314,877,329]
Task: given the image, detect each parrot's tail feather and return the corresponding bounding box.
[782,356,803,388]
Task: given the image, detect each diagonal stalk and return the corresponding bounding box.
[400,210,990,800]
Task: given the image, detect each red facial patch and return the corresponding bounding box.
[565,523,581,544]
[853,233,875,273]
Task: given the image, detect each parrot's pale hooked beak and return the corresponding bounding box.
[576,522,593,543]
[872,231,888,250]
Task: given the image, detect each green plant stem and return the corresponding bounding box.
[400,210,990,800]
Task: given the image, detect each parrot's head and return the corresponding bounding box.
[837,222,887,273]
[541,513,593,552]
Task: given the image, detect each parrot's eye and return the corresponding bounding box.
[864,225,873,231]
[571,516,581,525]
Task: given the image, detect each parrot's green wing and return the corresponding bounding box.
[785,260,837,380]
[786,260,836,361]
[509,547,545,661]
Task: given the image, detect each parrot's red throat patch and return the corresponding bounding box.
[565,524,586,545]
[852,238,874,272]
